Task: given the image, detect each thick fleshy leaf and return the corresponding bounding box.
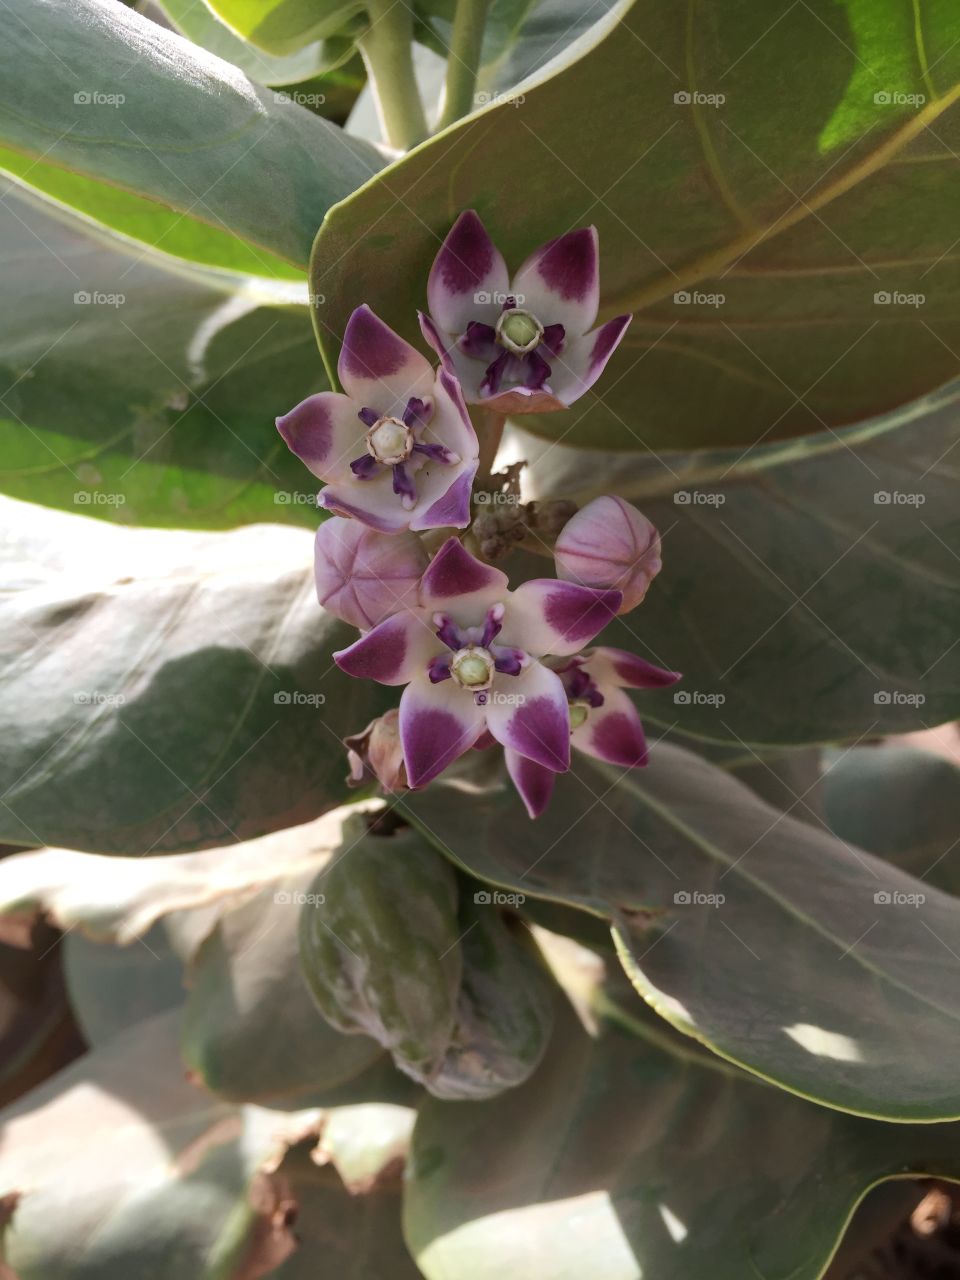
[0,186,322,530]
[405,983,960,1280]
[312,0,960,451]
[0,808,360,939]
[299,816,464,1087]
[0,501,391,852]
[0,0,382,271]
[202,0,361,57]
[823,743,960,893]
[516,379,960,745]
[156,0,335,86]
[0,1010,420,1279]
[403,742,960,1119]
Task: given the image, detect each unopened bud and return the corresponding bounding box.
[554,495,661,613]
[344,709,407,792]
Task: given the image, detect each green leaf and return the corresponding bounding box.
[0,1010,420,1279]
[311,0,960,450]
[0,186,324,529]
[63,924,186,1047]
[204,0,364,56]
[0,503,391,852]
[0,808,360,937]
[404,743,960,1120]
[822,742,960,892]
[515,380,960,744]
[299,816,464,1086]
[157,0,336,86]
[0,0,382,271]
[405,988,960,1280]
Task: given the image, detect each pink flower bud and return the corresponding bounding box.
[553,496,661,614]
[315,517,428,631]
[345,709,407,792]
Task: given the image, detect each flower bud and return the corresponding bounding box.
[315,517,428,631]
[553,495,661,614]
[344,709,407,792]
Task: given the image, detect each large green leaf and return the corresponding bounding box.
[311,0,960,450]
[0,185,324,529]
[823,742,960,891]
[204,0,363,56]
[513,379,960,744]
[0,502,389,852]
[0,1010,420,1278]
[157,0,335,86]
[405,986,960,1280]
[404,742,960,1120]
[0,0,382,271]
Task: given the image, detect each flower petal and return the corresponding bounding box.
[505,748,556,819]
[334,610,437,685]
[315,518,428,630]
[504,580,622,657]
[511,227,599,335]
[572,686,648,768]
[420,537,509,611]
[338,305,434,415]
[427,210,509,334]
[486,663,570,773]
[317,475,413,533]
[412,465,477,532]
[547,314,632,407]
[276,391,361,482]
[586,647,682,690]
[399,677,485,787]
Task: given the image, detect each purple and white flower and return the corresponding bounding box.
[314,517,428,631]
[505,647,681,818]
[419,210,632,414]
[334,537,622,790]
[277,305,479,532]
[554,495,662,614]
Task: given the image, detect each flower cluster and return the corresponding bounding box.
[277,213,678,817]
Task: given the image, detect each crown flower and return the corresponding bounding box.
[418,211,632,414]
[277,305,479,532]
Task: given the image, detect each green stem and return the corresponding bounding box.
[437,0,492,131]
[358,0,428,151]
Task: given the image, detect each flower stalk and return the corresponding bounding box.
[438,0,492,131]
[358,0,428,150]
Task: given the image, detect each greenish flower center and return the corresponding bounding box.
[366,416,413,466]
[452,647,494,690]
[496,308,544,355]
[568,700,590,731]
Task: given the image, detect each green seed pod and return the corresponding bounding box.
[299,815,462,1085]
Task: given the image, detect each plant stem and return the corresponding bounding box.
[437,0,491,131]
[476,408,506,484]
[358,0,428,151]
